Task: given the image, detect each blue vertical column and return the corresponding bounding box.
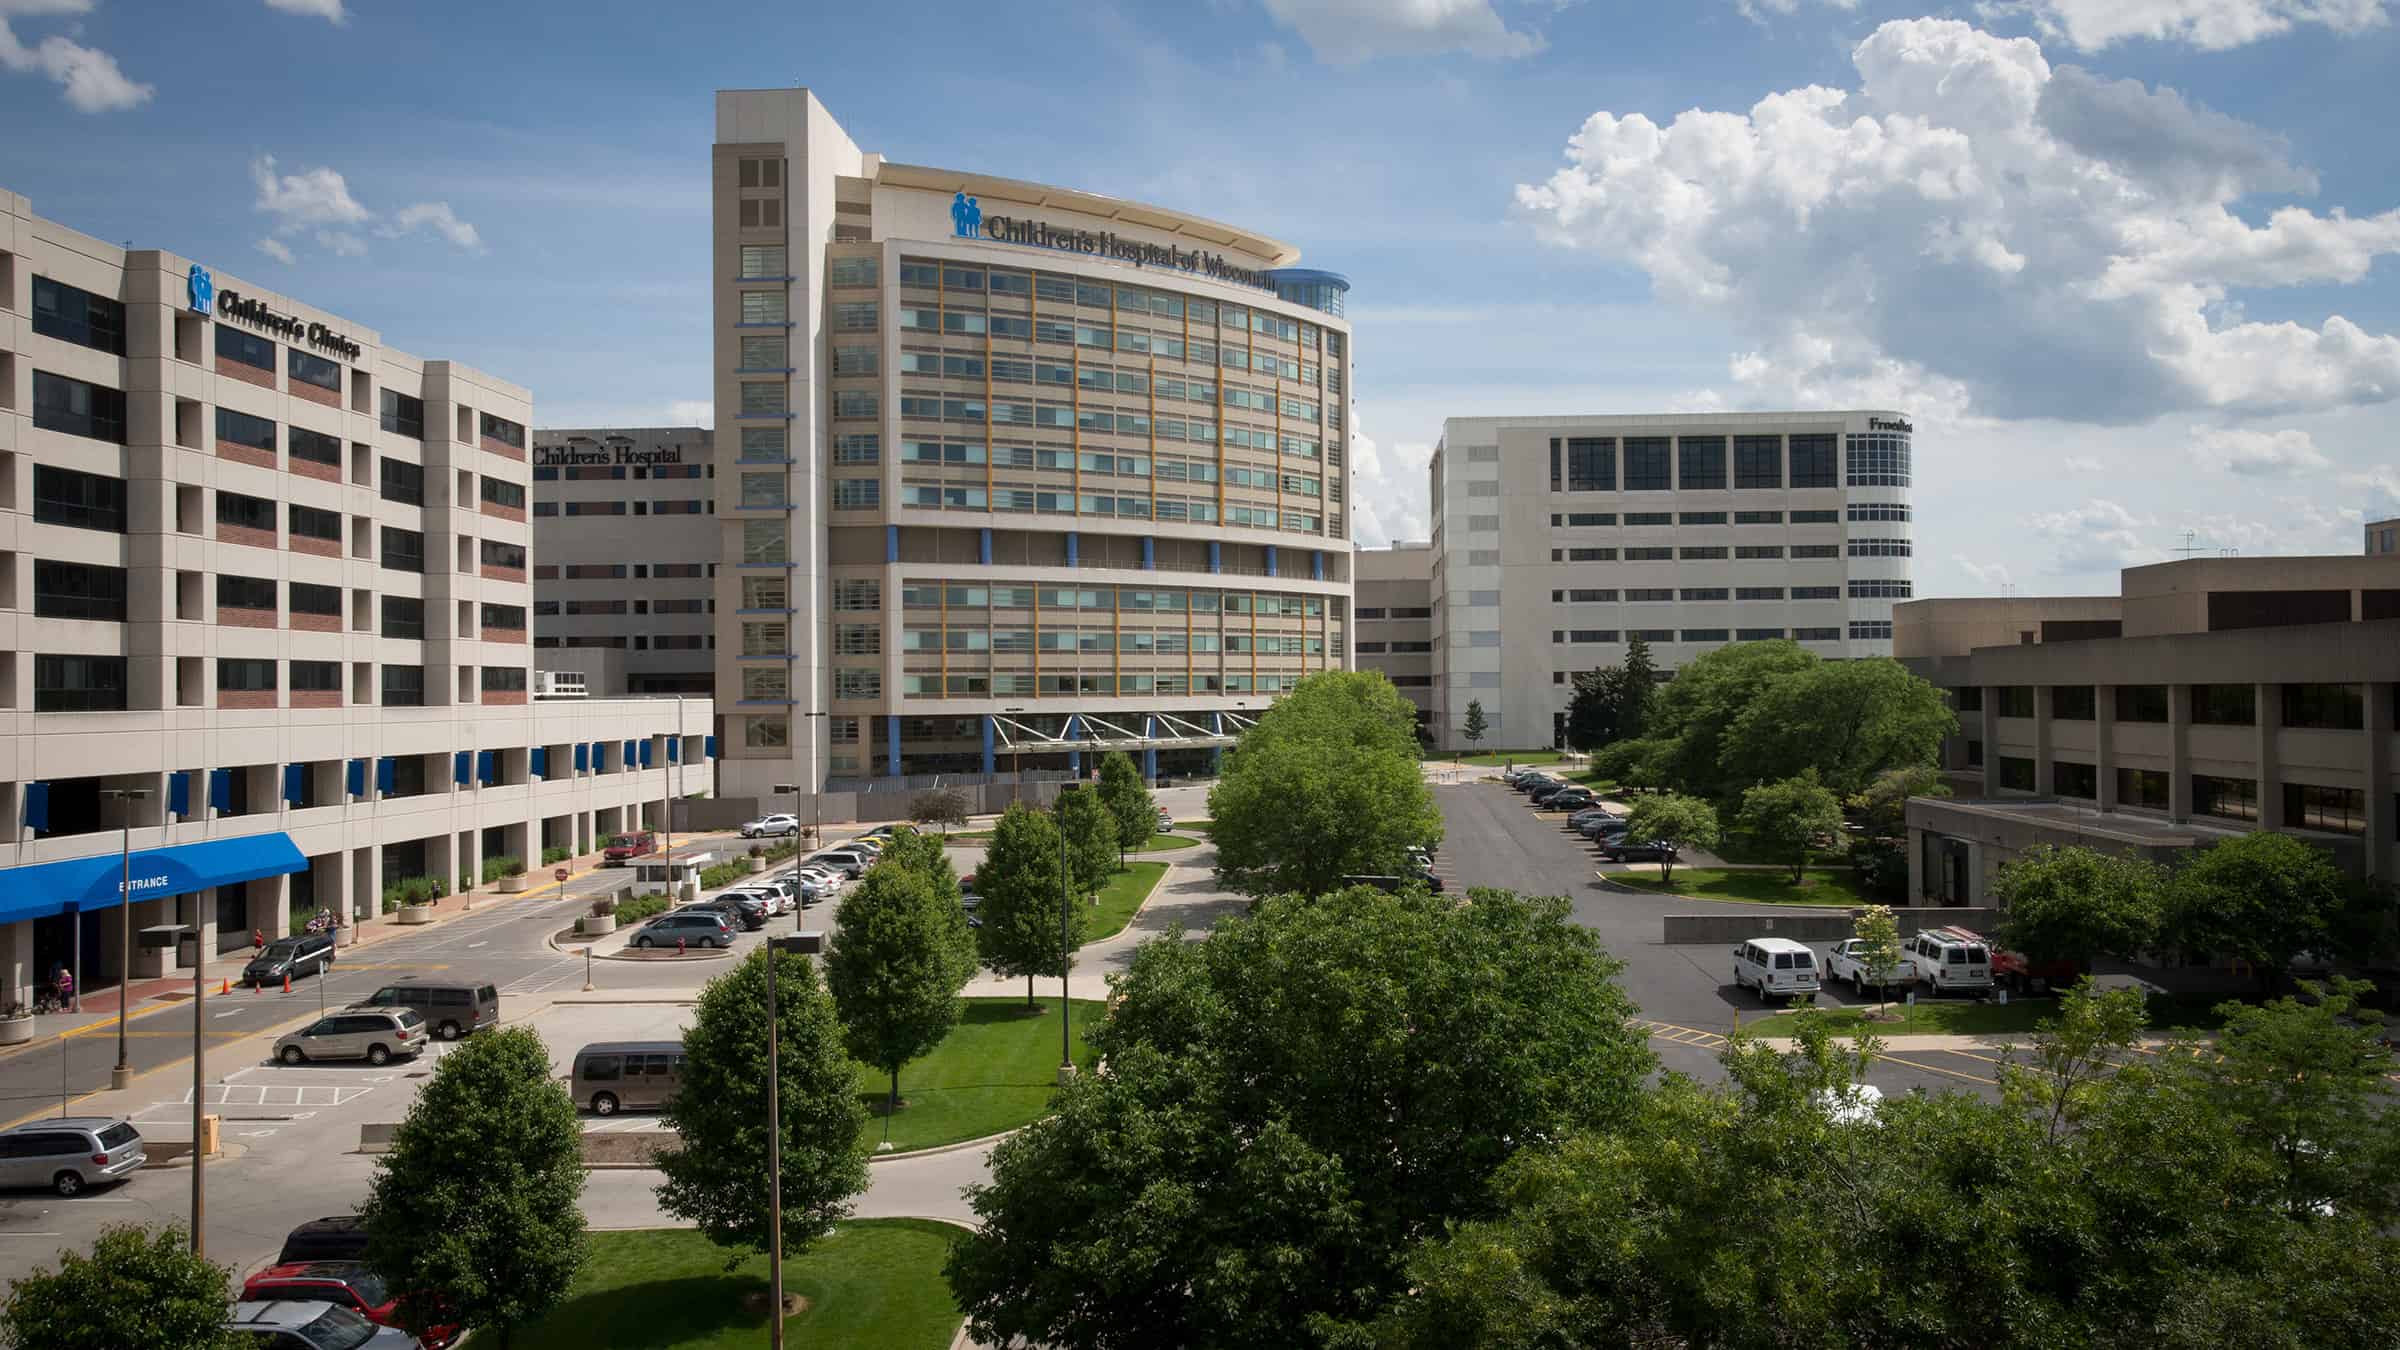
[885,525,900,563]
[1266,546,1278,578]
[980,715,996,775]
[1142,715,1158,782]
[1312,549,1325,581]
[1066,532,1079,567]
[1209,712,1225,775]
[886,718,901,779]
[1141,537,1155,570]
[979,527,993,565]
[1208,541,1222,574]
[1065,714,1082,779]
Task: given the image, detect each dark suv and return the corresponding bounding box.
[244,931,336,987]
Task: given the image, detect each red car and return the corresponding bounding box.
[241,1261,457,1348]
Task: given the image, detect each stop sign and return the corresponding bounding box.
[554,867,569,883]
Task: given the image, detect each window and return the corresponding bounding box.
[481,666,528,693]
[1735,586,1785,600]
[35,654,126,711]
[2117,767,2170,810]
[1565,437,1615,491]
[290,582,342,617]
[289,348,341,393]
[1995,686,2035,718]
[32,276,127,354]
[291,660,341,693]
[744,244,792,279]
[1792,585,1840,600]
[2191,684,2256,726]
[380,596,424,640]
[481,603,526,630]
[1848,538,1912,557]
[2192,773,2258,822]
[739,291,787,325]
[1622,437,1670,491]
[1733,435,1781,489]
[378,389,424,439]
[1996,756,2037,792]
[2115,685,2169,723]
[832,478,880,510]
[217,490,276,533]
[741,520,787,565]
[480,413,526,448]
[1847,503,1912,523]
[1734,510,1783,525]
[748,335,795,370]
[1955,687,1984,711]
[1563,512,1615,526]
[1790,509,1840,524]
[737,156,782,189]
[217,574,276,612]
[2281,683,2363,730]
[217,407,275,451]
[1625,588,1673,602]
[214,323,274,372]
[480,477,527,511]
[1677,436,1726,489]
[742,382,788,415]
[1795,626,1841,641]
[479,539,525,570]
[380,665,425,707]
[1623,512,1672,527]
[1790,545,1841,559]
[1679,511,1727,526]
[1736,628,1785,640]
[1623,547,1672,561]
[32,371,126,443]
[1566,588,1618,602]
[1570,629,1620,643]
[1682,629,1729,642]
[1680,547,1728,560]
[288,425,341,467]
[379,458,424,505]
[1848,620,1894,640]
[1681,587,1729,601]
[1737,546,1785,560]
[381,527,425,573]
[1846,433,1911,486]
[2052,760,2097,799]
[33,560,126,621]
[2285,782,2365,834]
[1789,433,1837,488]
[32,465,126,532]
[218,659,276,692]
[1559,547,1618,562]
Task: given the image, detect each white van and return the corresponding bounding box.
[1906,927,1994,995]
[1732,937,1821,1003]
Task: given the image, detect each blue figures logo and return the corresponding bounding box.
[187,264,213,314]
[950,191,982,239]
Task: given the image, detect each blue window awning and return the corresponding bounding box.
[0,832,309,928]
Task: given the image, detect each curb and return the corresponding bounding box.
[545,926,737,964]
[870,1126,1020,1164]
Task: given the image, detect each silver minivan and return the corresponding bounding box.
[571,1040,687,1116]
[274,1008,429,1066]
[807,849,869,878]
[0,1117,144,1196]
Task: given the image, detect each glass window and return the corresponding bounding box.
[479,413,526,448]
[33,560,127,621]
[31,371,127,443]
[1622,437,1670,491]
[2114,685,2169,723]
[34,654,126,711]
[480,477,527,510]
[291,660,342,693]
[380,457,424,505]
[741,520,787,565]
[289,425,341,466]
[1677,436,1726,490]
[2052,760,2097,798]
[1845,433,1911,486]
[741,382,787,415]
[481,666,528,693]
[2192,773,2258,821]
[2191,684,2256,726]
[740,291,788,325]
[2050,686,2096,720]
[217,574,276,612]
[2116,767,2170,809]
[479,539,525,570]
[217,490,276,533]
[1732,435,1781,489]
[832,478,880,510]
[380,595,424,639]
[740,426,787,461]
[2280,683,2363,731]
[290,581,343,616]
[217,407,276,451]
[218,658,277,692]
[30,276,127,354]
[1564,437,1614,492]
[32,465,127,533]
[2284,782,2365,834]
[214,323,275,371]
[748,245,794,279]
[380,665,425,707]
[378,389,424,438]
[1996,756,2037,792]
[289,348,342,392]
[744,335,792,370]
[381,527,425,573]
[1789,433,1837,488]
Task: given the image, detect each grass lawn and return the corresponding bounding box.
[857,997,1106,1151]
[1781,992,2232,1037]
[1612,867,1872,908]
[1125,832,1201,852]
[1565,773,1621,792]
[1083,860,1169,942]
[1452,749,1572,766]
[516,1222,960,1350]
[1174,818,1213,833]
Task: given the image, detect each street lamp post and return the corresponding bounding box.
[1055,785,1077,1085]
[138,925,200,1254]
[100,787,154,1091]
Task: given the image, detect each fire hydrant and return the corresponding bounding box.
[677,937,686,956]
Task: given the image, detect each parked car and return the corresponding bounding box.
[807,849,870,879]
[1406,846,1435,873]
[602,831,657,864]
[1155,807,1175,834]
[739,813,800,839]
[1600,839,1679,863]
[1527,782,1572,806]
[277,1216,370,1265]
[677,896,764,931]
[961,893,983,929]
[847,836,887,856]
[1824,939,1916,995]
[1906,927,1995,996]
[1581,816,1633,841]
[244,932,336,987]
[1543,789,1600,813]
[859,823,916,840]
[348,981,499,1042]
[1566,807,1615,829]
[0,1117,144,1196]
[630,911,735,949]
[1732,937,1823,1003]
[787,869,840,904]
[241,1262,457,1349]
[226,1298,419,1348]
[274,1009,427,1066]
[1516,775,1560,796]
[571,1040,686,1116]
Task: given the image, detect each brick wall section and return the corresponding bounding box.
[481,565,524,584]
[481,502,526,524]
[291,381,341,409]
[219,606,276,629]
[481,690,528,706]
[289,535,340,559]
[218,524,277,550]
[484,626,527,643]
[217,690,277,710]
[481,435,525,461]
[290,611,342,633]
[289,457,340,484]
[215,356,275,389]
[217,440,276,470]
[289,690,342,709]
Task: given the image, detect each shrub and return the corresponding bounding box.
[699,862,750,891]
[541,846,571,866]
[481,856,523,885]
[589,896,619,918]
[381,875,446,912]
[616,895,672,925]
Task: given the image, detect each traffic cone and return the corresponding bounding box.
[219,978,229,996]
[282,972,291,994]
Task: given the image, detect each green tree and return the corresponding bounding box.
[972,804,1078,1009]
[1622,792,1719,883]
[944,886,1655,1350]
[1725,657,1956,798]
[1054,783,1117,898]
[1993,844,2166,969]
[1735,770,1845,882]
[1094,750,1155,865]
[825,853,979,1119]
[360,1027,585,1347]
[1562,668,1615,752]
[871,826,962,904]
[2195,978,2400,1222]
[909,785,971,836]
[1462,698,1488,746]
[1851,762,1949,838]
[1644,639,1818,798]
[1851,902,1904,1011]
[2162,831,2350,986]
[655,948,870,1259]
[1207,670,1443,896]
[1616,634,1656,740]
[0,1224,242,1350]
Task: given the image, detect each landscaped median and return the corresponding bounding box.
[515,1221,963,1350]
[1083,860,1169,943]
[1608,867,1869,907]
[861,997,1104,1152]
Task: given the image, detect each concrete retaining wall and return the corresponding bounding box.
[1662,907,2003,946]
[360,1122,676,1167]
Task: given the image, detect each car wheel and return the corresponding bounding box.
[634,936,655,949]
[367,1044,392,1066]
[438,1020,463,1041]
[591,1092,619,1117]
[280,1045,306,1065]
[53,1170,83,1198]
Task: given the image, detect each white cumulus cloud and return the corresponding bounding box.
[1513,18,2400,428]
[1347,417,1435,548]
[253,154,485,259]
[0,0,151,113]
[2026,497,2157,573]
[263,0,345,20]
[315,230,368,258]
[667,400,714,430]
[1259,0,1551,63]
[2191,425,2330,476]
[1987,0,2389,52]
[254,237,296,264]
[381,201,484,252]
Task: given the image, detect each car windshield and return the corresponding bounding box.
[608,835,640,848]
[285,1303,377,1350]
[98,1122,138,1148]
[392,1010,424,1029]
[262,941,300,960]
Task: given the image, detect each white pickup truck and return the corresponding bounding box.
[1822,939,1916,995]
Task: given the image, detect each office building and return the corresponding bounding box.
[710,89,1355,798]
[530,425,716,695]
[1895,555,2399,903]
[1354,543,1435,741]
[0,188,711,1003]
[2369,516,2398,556]
[1410,410,1914,752]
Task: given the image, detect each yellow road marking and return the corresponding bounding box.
[1879,1051,1997,1087]
[51,998,192,1040]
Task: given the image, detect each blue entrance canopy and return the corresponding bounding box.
[0,832,308,927]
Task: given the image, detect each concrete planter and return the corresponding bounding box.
[0,1017,32,1046]
[498,875,530,893]
[396,904,436,925]
[747,857,766,874]
[579,914,617,936]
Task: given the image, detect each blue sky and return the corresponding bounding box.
[6,0,2398,594]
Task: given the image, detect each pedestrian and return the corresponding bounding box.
[54,965,74,1014]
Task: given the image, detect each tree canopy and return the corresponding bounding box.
[0,1224,242,1350]
[1206,670,1443,896]
[1462,698,1488,745]
[1563,636,1655,753]
[1094,750,1155,865]
[1852,763,1949,838]
[909,785,970,835]
[1993,844,2167,967]
[1622,792,1720,882]
[1054,783,1118,898]
[1645,639,1820,800]
[973,803,1077,1007]
[1735,770,1846,881]
[1725,657,1956,797]
[825,845,979,1115]
[944,886,1655,1350]
[2162,831,2350,983]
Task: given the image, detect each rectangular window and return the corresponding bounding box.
[479,413,526,448]
[214,323,274,372]
[2284,782,2365,834]
[1565,437,1615,492]
[217,659,276,692]
[1735,586,1785,600]
[288,425,341,466]
[379,457,424,505]
[2117,767,2170,810]
[1789,433,1837,488]
[1680,587,1729,600]
[746,335,793,370]
[1677,436,1726,490]
[1679,511,1727,526]
[479,539,525,571]
[741,520,787,565]
[480,477,527,511]
[1734,510,1784,525]
[290,582,342,617]
[1955,687,1983,711]
[1679,547,1728,561]
[832,478,880,510]
[1994,687,2035,718]
[2191,684,2256,726]
[217,573,276,612]
[381,526,425,573]
[31,276,127,354]
[481,666,528,693]
[1790,509,1840,524]
[378,389,424,439]
[1733,435,1781,489]
[481,603,526,630]
[1622,437,1670,491]
[380,595,424,640]
[744,244,792,279]
[217,490,276,533]
[2052,760,2097,799]
[1736,545,1784,560]
[216,407,275,452]
[32,560,127,621]
[2114,685,2169,723]
[1736,627,1785,641]
[1996,756,2037,792]
[1625,587,1674,602]
[32,465,126,533]
[31,370,127,443]
[289,348,341,392]
[291,660,341,693]
[34,654,127,711]
[742,382,788,415]
[2050,685,2096,720]
[740,426,788,461]
[1790,545,1841,560]
[1622,547,1672,562]
[380,665,425,707]
[2281,683,2364,730]
[2192,773,2258,822]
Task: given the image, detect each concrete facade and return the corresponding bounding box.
[711,89,1355,799]
[1354,543,1435,740]
[1422,410,1915,752]
[530,426,715,695]
[0,188,713,1002]
[1896,555,2400,908]
[2367,516,2398,556]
